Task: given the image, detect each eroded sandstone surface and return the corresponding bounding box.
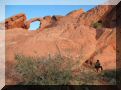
[3,2,121,85]
[5,4,117,69]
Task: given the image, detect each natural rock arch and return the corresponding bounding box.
[5,14,63,30]
[24,16,54,30]
[24,18,42,30]
[29,21,41,30]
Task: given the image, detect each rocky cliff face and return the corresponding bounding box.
[5,13,27,29]
[66,9,84,18]
[5,4,117,69]
[5,5,116,30]
[4,3,120,84]
[5,14,63,30]
[78,5,115,26]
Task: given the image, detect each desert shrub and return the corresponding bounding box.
[15,54,74,85]
[101,70,116,79]
[15,54,116,85]
[92,22,103,29]
[100,70,116,84]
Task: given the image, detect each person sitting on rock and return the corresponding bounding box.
[95,60,103,72]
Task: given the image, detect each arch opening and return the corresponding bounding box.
[29,21,41,30]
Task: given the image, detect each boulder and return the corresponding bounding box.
[5,13,26,30]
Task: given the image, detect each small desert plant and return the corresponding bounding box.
[15,54,74,85]
[15,54,116,85]
[102,70,116,79]
[99,70,116,84]
[92,21,103,29]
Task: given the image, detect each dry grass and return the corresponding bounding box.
[13,54,117,85]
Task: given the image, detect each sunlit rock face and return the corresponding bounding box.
[5,13,64,30]
[77,5,116,27]
[5,5,116,30]
[5,13,27,30]
[4,3,120,85]
[66,8,84,18]
[5,4,118,75]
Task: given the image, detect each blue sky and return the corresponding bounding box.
[6,5,96,30]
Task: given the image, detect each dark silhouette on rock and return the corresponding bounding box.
[95,60,103,72]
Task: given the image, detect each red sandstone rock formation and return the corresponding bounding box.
[5,4,117,68]
[77,5,115,27]
[67,9,84,18]
[5,14,63,30]
[24,18,42,29]
[5,5,117,30]
[5,3,120,85]
[5,13,26,30]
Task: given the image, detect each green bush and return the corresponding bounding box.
[92,22,103,29]
[15,54,116,85]
[99,70,116,84]
[15,54,73,85]
[102,71,116,79]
